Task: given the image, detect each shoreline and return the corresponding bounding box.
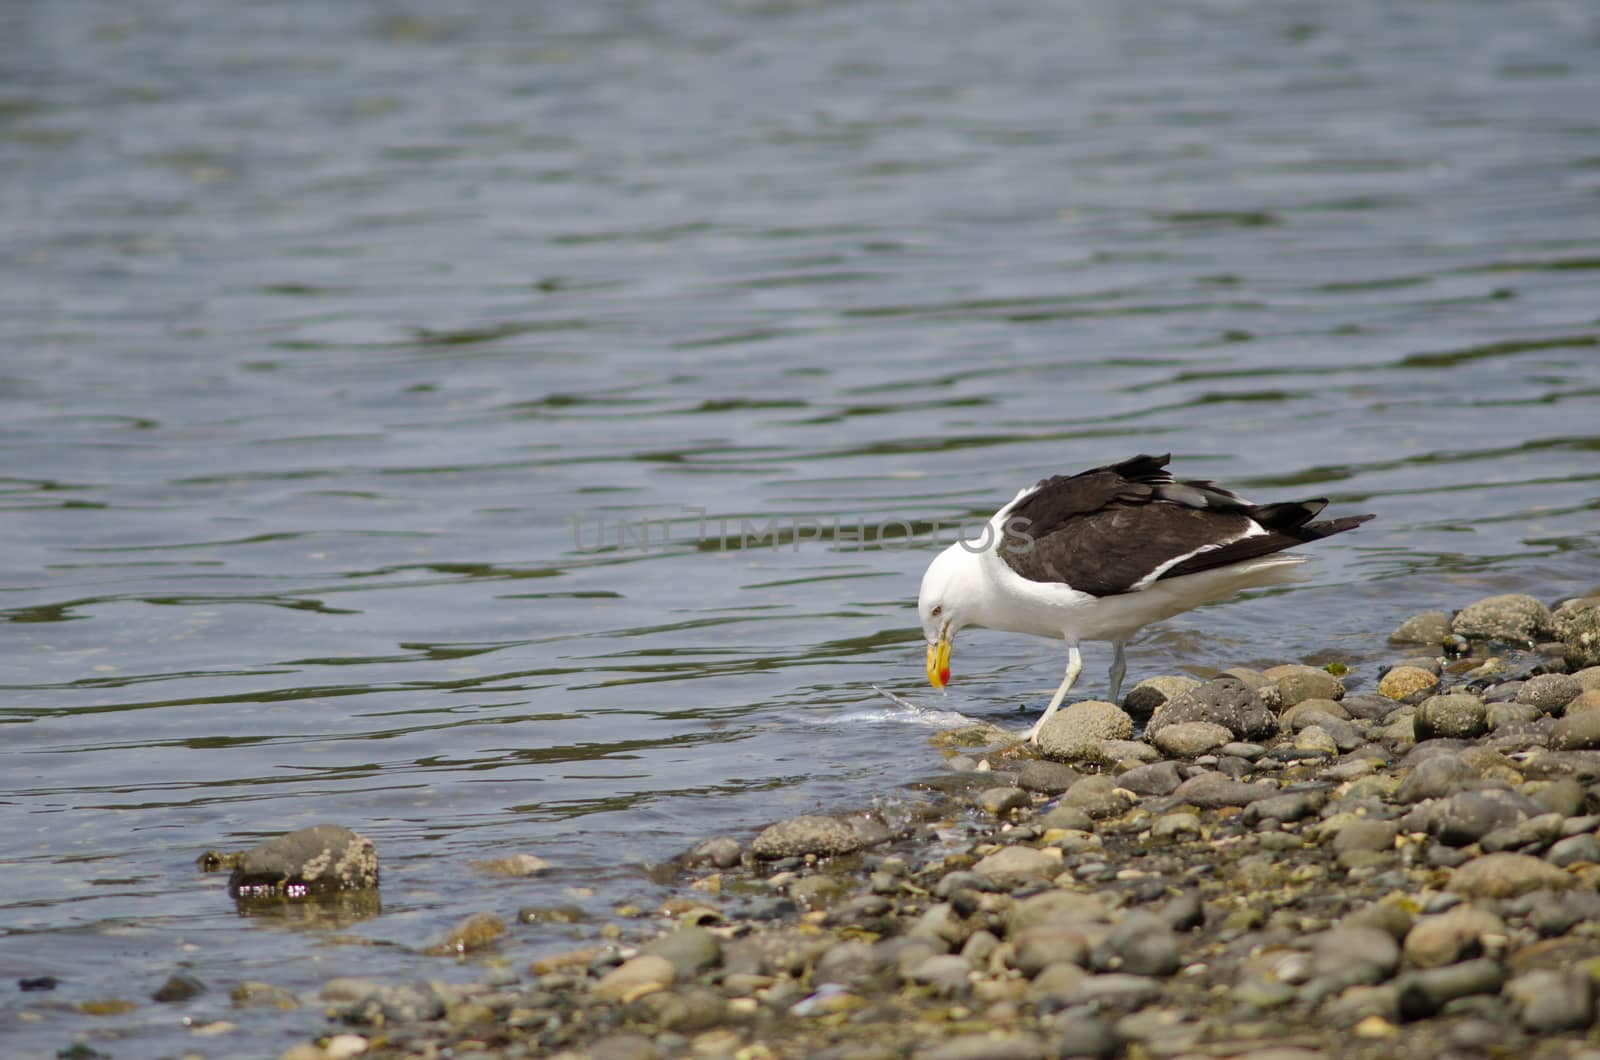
[264,588,1600,1060]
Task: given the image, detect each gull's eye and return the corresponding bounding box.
[931,605,943,618]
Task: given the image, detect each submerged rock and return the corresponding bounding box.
[227,824,379,899]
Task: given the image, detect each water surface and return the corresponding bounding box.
[4,0,1600,1054]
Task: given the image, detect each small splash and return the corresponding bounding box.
[826,686,979,728]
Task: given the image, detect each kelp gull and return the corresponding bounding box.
[917,454,1372,742]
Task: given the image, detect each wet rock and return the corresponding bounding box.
[1378,666,1439,701]
[814,941,883,986]
[1017,760,1080,794]
[1330,818,1398,856]
[425,912,506,955]
[1506,967,1594,1032]
[227,824,380,899]
[906,953,972,997]
[340,982,451,1025]
[1394,754,1479,802]
[687,837,742,869]
[1557,600,1600,668]
[1391,610,1452,647]
[1007,890,1109,935]
[1014,928,1091,976]
[1038,803,1095,832]
[1122,676,1200,723]
[152,973,205,1003]
[1307,925,1401,992]
[1036,701,1133,761]
[1058,775,1133,819]
[752,815,863,859]
[1517,673,1582,714]
[635,987,728,1033]
[1566,688,1600,714]
[1116,760,1183,796]
[1052,1015,1121,1059]
[1547,832,1600,867]
[1430,790,1546,847]
[1281,699,1349,728]
[519,903,585,925]
[594,955,677,1002]
[980,786,1030,815]
[1413,694,1487,741]
[1448,852,1574,898]
[1091,912,1180,976]
[1452,593,1554,647]
[1150,811,1202,841]
[469,853,549,877]
[643,925,721,976]
[1265,665,1346,707]
[1244,790,1325,825]
[973,845,1061,882]
[1550,710,1600,750]
[1023,961,1090,1010]
[1168,772,1272,808]
[1151,721,1232,757]
[1295,725,1340,756]
[1396,959,1505,1020]
[1402,907,1506,968]
[1146,677,1275,741]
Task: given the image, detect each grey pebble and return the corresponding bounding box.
[1116,760,1183,796]
[1391,610,1452,646]
[1551,710,1600,750]
[1546,832,1600,867]
[1506,968,1594,1032]
[642,925,721,976]
[1151,721,1233,757]
[1243,790,1325,826]
[1017,760,1081,794]
[1150,812,1202,841]
[1058,775,1133,819]
[1091,912,1180,976]
[1395,754,1479,802]
[980,786,1031,815]
[1165,772,1273,808]
[905,954,972,997]
[1397,959,1506,1020]
[152,973,206,1003]
[1518,673,1582,713]
[1414,693,1488,741]
[1330,818,1398,854]
[687,836,742,869]
[1342,692,1404,721]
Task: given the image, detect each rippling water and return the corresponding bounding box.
[4,0,1600,1053]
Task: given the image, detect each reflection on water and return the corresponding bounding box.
[4,0,1600,1053]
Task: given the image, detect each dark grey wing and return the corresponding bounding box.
[995,453,1375,595]
[1002,502,1258,596]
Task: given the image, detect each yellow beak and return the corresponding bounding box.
[926,635,951,689]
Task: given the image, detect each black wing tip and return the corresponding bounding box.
[1304,512,1376,536]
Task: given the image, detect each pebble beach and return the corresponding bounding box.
[228,587,1600,1060]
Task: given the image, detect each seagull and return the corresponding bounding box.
[917,454,1372,742]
